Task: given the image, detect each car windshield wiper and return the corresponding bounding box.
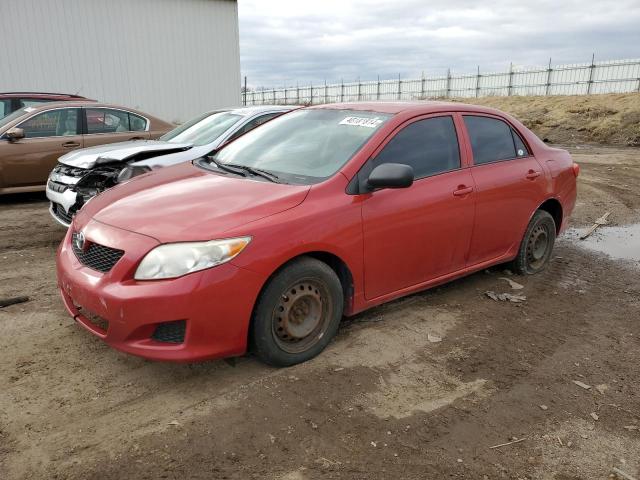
[224,164,280,183]
[206,156,247,177]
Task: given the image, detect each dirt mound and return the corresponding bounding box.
[455,93,640,146]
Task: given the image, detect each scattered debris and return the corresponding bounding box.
[333,367,344,372]
[573,380,592,390]
[580,211,610,239]
[539,405,548,411]
[499,277,524,290]
[612,467,638,480]
[485,291,527,303]
[595,384,609,395]
[557,437,564,446]
[590,412,599,421]
[168,420,180,426]
[370,441,377,447]
[0,296,30,308]
[489,437,526,449]
[427,333,442,343]
[623,425,639,431]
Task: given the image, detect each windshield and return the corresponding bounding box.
[160,111,242,146]
[211,109,391,184]
[0,107,34,131]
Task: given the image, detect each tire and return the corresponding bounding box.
[250,257,344,367]
[512,210,557,275]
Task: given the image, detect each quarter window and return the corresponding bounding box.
[85,108,147,134]
[512,129,530,157]
[370,116,461,179]
[19,109,79,138]
[463,116,519,164]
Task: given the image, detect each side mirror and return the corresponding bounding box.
[5,127,25,142]
[366,163,414,191]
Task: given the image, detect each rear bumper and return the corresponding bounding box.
[56,220,265,362]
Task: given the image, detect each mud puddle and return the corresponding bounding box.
[564,223,640,266]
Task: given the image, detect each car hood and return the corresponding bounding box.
[58,140,193,169]
[79,162,310,243]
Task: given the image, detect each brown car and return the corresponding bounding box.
[0,102,173,195]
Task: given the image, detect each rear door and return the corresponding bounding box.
[0,107,82,188]
[82,107,150,147]
[360,114,476,299]
[462,114,547,265]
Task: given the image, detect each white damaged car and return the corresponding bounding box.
[46,105,295,226]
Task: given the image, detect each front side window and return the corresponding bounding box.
[86,108,138,134]
[226,112,283,143]
[209,109,391,184]
[0,99,11,119]
[19,109,79,138]
[369,116,460,179]
[463,115,518,165]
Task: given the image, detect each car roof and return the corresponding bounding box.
[8,101,153,115]
[228,105,300,116]
[0,92,91,99]
[309,101,508,117]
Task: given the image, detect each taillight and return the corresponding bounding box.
[572,163,580,177]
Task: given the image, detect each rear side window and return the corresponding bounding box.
[371,116,460,179]
[85,108,147,134]
[464,116,518,165]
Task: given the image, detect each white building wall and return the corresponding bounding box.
[0,0,241,123]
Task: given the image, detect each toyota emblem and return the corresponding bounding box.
[74,231,86,251]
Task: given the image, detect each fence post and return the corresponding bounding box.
[446,69,451,98]
[397,73,401,100]
[310,82,313,105]
[587,53,595,94]
[508,62,513,96]
[421,71,425,98]
[324,80,328,104]
[243,76,247,106]
[340,79,344,103]
[284,86,287,105]
[261,88,265,105]
[357,78,361,101]
[475,65,480,97]
[376,75,381,100]
[297,83,300,104]
[545,58,552,96]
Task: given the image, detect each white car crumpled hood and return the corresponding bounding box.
[57,140,193,169]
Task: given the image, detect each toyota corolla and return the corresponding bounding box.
[56,102,578,366]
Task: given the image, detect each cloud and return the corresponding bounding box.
[238,0,640,89]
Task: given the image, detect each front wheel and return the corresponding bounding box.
[512,210,557,275]
[250,257,344,367]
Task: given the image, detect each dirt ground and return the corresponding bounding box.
[1,144,639,480]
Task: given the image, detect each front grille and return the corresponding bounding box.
[52,202,74,224]
[48,180,68,193]
[53,163,86,178]
[72,233,124,273]
[152,320,186,344]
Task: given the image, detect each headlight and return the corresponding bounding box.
[117,165,151,183]
[134,237,251,280]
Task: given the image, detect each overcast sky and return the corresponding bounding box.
[238,0,640,89]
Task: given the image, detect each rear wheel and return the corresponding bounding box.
[512,210,557,275]
[250,257,344,366]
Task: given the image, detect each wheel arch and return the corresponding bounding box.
[537,197,563,234]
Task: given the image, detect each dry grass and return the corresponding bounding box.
[452,93,640,146]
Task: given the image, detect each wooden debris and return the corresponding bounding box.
[0,296,30,308]
[499,277,524,290]
[485,291,527,303]
[573,380,592,390]
[612,467,638,480]
[489,437,526,449]
[580,211,610,239]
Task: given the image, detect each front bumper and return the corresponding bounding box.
[56,219,265,362]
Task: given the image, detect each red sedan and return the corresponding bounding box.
[56,102,578,366]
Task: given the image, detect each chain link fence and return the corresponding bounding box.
[243,58,640,106]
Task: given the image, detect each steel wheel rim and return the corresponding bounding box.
[272,279,332,354]
[526,224,549,269]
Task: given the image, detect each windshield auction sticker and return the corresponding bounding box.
[339,116,384,128]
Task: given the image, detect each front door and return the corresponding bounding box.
[360,114,476,300]
[1,107,82,188]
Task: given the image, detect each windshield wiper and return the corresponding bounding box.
[206,156,247,177]
[224,164,280,183]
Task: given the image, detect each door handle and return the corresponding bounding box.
[129,136,143,140]
[525,170,541,180]
[62,141,80,148]
[453,186,474,196]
